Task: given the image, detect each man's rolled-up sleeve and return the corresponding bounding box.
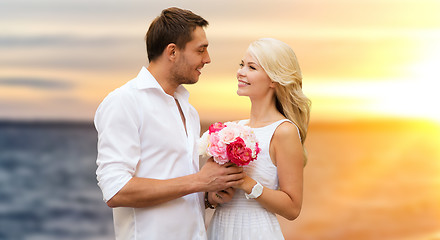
[94,90,141,202]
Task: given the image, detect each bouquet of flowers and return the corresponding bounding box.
[198,122,260,166]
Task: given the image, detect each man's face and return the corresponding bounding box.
[171,26,211,85]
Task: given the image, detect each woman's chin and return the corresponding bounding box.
[236,90,247,97]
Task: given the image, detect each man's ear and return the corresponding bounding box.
[165,43,177,61]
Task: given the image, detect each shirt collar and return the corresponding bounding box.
[135,66,190,101]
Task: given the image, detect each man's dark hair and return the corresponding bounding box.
[145,7,209,62]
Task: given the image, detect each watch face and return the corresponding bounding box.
[254,183,263,195]
[249,182,263,199]
[245,182,264,199]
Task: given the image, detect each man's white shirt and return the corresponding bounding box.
[94,67,206,240]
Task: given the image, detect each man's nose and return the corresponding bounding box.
[204,51,211,64]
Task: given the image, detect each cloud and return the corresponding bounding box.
[0,34,144,71]
[0,35,132,48]
[0,77,75,90]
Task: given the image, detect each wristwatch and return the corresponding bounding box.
[245,181,263,199]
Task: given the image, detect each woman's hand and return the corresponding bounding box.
[234,175,257,194]
[208,187,236,206]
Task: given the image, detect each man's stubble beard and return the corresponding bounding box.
[171,55,199,86]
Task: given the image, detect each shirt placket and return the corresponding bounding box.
[174,97,198,174]
[167,96,187,141]
[173,97,206,239]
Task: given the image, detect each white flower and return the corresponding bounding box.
[218,124,241,144]
[197,130,211,157]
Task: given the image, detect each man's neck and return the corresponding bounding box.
[147,63,179,96]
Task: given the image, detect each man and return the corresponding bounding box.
[94,7,244,240]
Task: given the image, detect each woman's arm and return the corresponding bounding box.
[236,122,304,220]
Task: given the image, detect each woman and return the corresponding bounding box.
[206,38,311,239]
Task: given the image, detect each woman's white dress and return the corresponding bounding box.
[207,119,298,240]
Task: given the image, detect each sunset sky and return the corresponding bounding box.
[1,0,440,123]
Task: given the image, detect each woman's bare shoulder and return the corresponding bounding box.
[273,121,301,144]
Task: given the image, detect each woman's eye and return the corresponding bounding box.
[239,63,244,67]
[249,66,256,70]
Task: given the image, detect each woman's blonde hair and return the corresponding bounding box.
[248,38,311,163]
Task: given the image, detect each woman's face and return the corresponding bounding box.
[236,51,274,99]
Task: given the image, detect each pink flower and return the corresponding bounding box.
[255,142,261,156]
[209,122,226,134]
[213,155,229,165]
[226,137,255,166]
[207,133,228,164]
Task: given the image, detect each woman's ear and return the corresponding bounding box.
[270,81,277,88]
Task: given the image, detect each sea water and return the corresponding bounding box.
[0,122,113,240]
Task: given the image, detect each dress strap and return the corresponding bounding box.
[238,119,301,142]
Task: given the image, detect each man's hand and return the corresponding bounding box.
[197,158,245,192]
